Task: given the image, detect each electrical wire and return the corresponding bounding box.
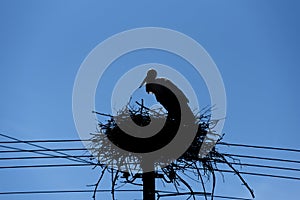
[0,146,88,153]
[0,189,143,195]
[223,153,300,164]
[0,189,253,200]
[217,160,300,172]
[0,155,93,160]
[1,134,300,188]
[0,162,299,181]
[1,154,300,172]
[1,145,299,166]
[1,135,300,200]
[218,142,300,153]
[0,133,93,165]
[0,136,299,153]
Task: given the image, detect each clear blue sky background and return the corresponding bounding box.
[0,1,300,200]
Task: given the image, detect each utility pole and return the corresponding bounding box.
[141,160,155,200]
[142,170,155,200]
[140,99,155,200]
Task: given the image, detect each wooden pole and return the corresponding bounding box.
[140,99,155,200]
[142,161,155,200]
[142,170,155,200]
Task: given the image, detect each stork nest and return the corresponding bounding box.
[87,102,255,200]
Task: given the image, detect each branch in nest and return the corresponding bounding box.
[87,166,107,200]
[214,151,255,199]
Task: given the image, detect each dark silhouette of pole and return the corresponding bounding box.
[141,159,155,200]
[142,170,155,200]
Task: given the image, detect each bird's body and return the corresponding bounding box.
[107,69,196,154]
[140,69,194,121]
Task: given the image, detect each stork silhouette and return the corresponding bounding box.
[106,69,196,153]
[139,69,194,121]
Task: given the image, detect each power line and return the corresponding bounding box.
[201,168,300,181]
[0,145,300,163]
[1,135,300,180]
[0,139,89,144]
[223,153,300,164]
[218,142,300,153]
[0,144,84,162]
[2,135,299,199]
[0,144,89,158]
[0,189,252,200]
[0,155,93,160]
[0,189,143,195]
[0,146,88,153]
[217,160,300,172]
[157,192,253,200]
[0,163,92,169]
[2,145,300,171]
[1,162,299,181]
[0,133,93,165]
[1,146,299,165]
[1,154,300,172]
[0,136,299,153]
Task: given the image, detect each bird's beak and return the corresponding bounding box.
[139,77,147,88]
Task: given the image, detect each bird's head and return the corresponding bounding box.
[139,69,157,88]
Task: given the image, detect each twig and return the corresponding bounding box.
[194,162,208,200]
[93,111,113,117]
[175,174,196,200]
[111,169,119,200]
[89,166,108,200]
[216,152,255,198]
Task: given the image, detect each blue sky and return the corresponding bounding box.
[0,1,300,200]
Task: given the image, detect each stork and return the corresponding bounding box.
[139,69,194,121]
